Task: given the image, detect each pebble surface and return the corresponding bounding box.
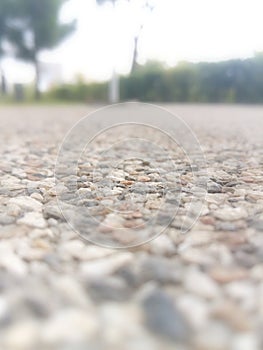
[0,104,263,350]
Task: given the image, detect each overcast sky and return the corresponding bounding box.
[3,0,263,85]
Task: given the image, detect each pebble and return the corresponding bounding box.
[17,212,47,228]
[30,192,44,202]
[0,214,15,225]
[3,321,40,350]
[9,196,42,212]
[87,277,131,302]
[140,256,182,284]
[41,309,98,344]
[250,219,263,232]
[80,252,133,279]
[212,301,251,331]
[6,203,22,217]
[0,296,8,323]
[193,322,231,350]
[142,289,190,342]
[0,242,28,276]
[214,207,248,221]
[225,282,256,311]
[209,266,248,283]
[184,267,220,299]
[231,333,259,350]
[43,204,64,220]
[177,294,209,330]
[207,181,222,193]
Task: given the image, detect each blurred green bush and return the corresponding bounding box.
[45,54,263,104]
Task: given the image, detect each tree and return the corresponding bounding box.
[7,0,76,99]
[96,0,154,74]
[0,0,16,95]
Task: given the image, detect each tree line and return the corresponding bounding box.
[48,54,263,103]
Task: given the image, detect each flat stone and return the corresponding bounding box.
[140,257,182,284]
[9,196,42,212]
[87,277,131,302]
[208,181,222,193]
[250,220,263,231]
[212,301,251,331]
[17,212,47,228]
[6,203,22,217]
[214,207,248,221]
[184,267,220,299]
[142,289,190,342]
[3,321,39,350]
[0,214,15,225]
[209,266,249,283]
[80,252,133,279]
[43,204,64,220]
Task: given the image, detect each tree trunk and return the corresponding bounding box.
[0,66,7,95]
[130,35,139,74]
[34,59,40,100]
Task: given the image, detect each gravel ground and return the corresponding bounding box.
[0,104,263,350]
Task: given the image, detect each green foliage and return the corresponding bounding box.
[45,54,263,104]
[47,80,108,103]
[7,0,76,61]
[0,0,17,57]
[5,0,76,98]
[120,56,263,103]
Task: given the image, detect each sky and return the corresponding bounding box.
[3,0,263,85]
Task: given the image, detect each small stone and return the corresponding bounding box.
[120,180,134,186]
[193,322,231,350]
[231,333,259,350]
[0,214,15,225]
[6,203,21,217]
[9,196,42,212]
[184,267,220,299]
[214,207,248,221]
[0,296,8,323]
[87,277,131,302]
[215,221,241,231]
[208,181,222,193]
[209,266,248,283]
[250,220,263,232]
[41,309,98,344]
[80,252,133,279]
[58,240,85,259]
[30,192,44,202]
[142,289,190,342]
[138,176,151,182]
[212,301,251,331]
[149,235,176,255]
[18,212,47,228]
[43,204,64,220]
[177,294,209,330]
[140,256,182,284]
[178,231,213,250]
[225,281,256,311]
[3,321,39,350]
[0,242,28,276]
[200,216,215,225]
[246,191,263,202]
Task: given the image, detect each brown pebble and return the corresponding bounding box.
[120,180,134,186]
[138,176,151,182]
[209,266,248,283]
[212,301,251,331]
[200,216,215,225]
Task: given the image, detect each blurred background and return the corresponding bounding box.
[0,0,263,104]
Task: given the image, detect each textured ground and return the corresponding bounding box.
[0,104,263,350]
